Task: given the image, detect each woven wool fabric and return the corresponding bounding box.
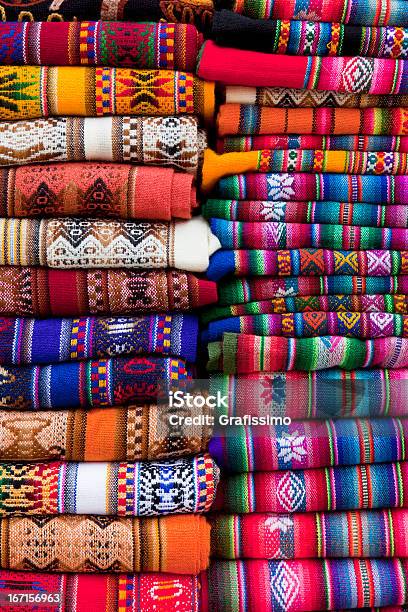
[203,149,408,192]
[0,356,190,410]
[0,217,220,273]
[207,559,408,611]
[0,571,202,612]
[0,268,217,316]
[209,417,408,472]
[0,22,203,70]
[0,67,214,123]
[205,313,408,342]
[203,200,408,228]
[208,249,408,281]
[211,509,408,559]
[0,117,206,175]
[208,333,408,373]
[210,220,408,250]
[0,314,198,365]
[218,105,408,136]
[0,515,210,574]
[225,86,408,108]
[0,0,214,28]
[0,455,218,516]
[0,405,211,462]
[211,369,408,419]
[203,296,408,324]
[211,11,408,58]
[198,41,408,93]
[216,173,408,204]
[214,461,408,513]
[0,163,197,220]
[219,135,408,153]
[229,0,408,26]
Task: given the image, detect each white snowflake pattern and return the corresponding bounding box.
[267,174,295,201]
[277,431,307,463]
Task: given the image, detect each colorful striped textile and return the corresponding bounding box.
[218,135,408,153]
[0,356,190,410]
[203,200,408,228]
[0,163,198,221]
[0,22,203,70]
[0,117,206,175]
[0,406,211,462]
[229,0,408,26]
[197,41,408,93]
[203,149,408,192]
[216,173,408,204]
[211,509,408,558]
[207,333,408,373]
[212,11,408,58]
[0,455,218,516]
[225,86,408,108]
[0,67,214,123]
[210,219,408,250]
[0,268,217,316]
[218,106,408,136]
[214,461,408,513]
[208,250,408,281]
[203,296,408,324]
[207,559,408,611]
[0,217,219,273]
[211,369,408,419]
[209,417,408,471]
[0,314,197,365]
[0,570,202,612]
[204,313,408,341]
[0,515,210,574]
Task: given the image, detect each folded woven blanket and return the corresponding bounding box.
[216,173,408,205]
[0,314,197,365]
[203,200,408,227]
[205,313,408,342]
[211,11,408,58]
[0,163,198,220]
[0,117,206,175]
[203,149,408,192]
[211,369,408,419]
[0,22,203,70]
[0,217,220,273]
[0,67,214,123]
[208,250,408,281]
[208,333,408,373]
[207,559,408,611]
[0,0,214,28]
[225,86,408,108]
[0,570,202,611]
[214,461,408,513]
[217,276,408,305]
[0,268,217,316]
[0,356,190,410]
[0,405,211,461]
[228,0,408,26]
[210,219,408,250]
[211,509,408,558]
[198,41,408,93]
[210,417,408,471]
[0,515,210,574]
[0,455,218,516]
[219,135,408,153]
[218,105,408,136]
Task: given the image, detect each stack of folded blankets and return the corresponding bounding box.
[197,1,408,610]
[0,9,221,611]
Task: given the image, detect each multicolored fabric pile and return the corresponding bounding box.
[197,2,408,611]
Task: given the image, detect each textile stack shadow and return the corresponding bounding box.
[0,8,220,611]
[198,0,408,610]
